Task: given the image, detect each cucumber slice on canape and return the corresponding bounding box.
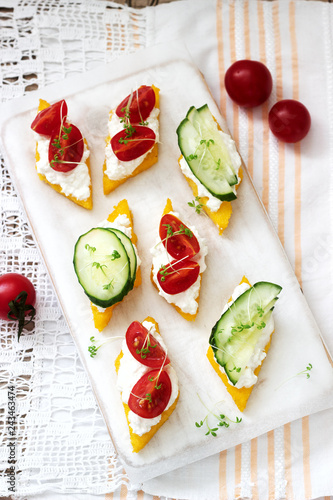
[73,228,131,308]
[209,281,282,385]
[107,228,137,290]
[187,104,238,186]
[177,117,237,202]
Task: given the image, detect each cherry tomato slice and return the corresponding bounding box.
[225,60,272,108]
[128,369,172,419]
[268,99,311,143]
[31,100,68,136]
[116,86,155,124]
[111,125,155,162]
[48,123,84,172]
[126,321,170,368]
[157,259,200,295]
[159,214,200,260]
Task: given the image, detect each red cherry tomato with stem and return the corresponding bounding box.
[128,369,172,419]
[225,60,273,108]
[111,125,155,162]
[159,214,200,260]
[48,123,84,172]
[268,99,311,143]
[0,273,36,341]
[116,86,156,124]
[31,100,68,136]
[126,321,170,368]
[157,258,200,295]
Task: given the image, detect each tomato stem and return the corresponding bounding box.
[7,291,36,341]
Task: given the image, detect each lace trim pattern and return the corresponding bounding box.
[0,0,148,496]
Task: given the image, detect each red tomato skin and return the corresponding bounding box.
[128,369,172,419]
[225,60,273,108]
[126,321,170,368]
[159,214,200,260]
[116,86,155,123]
[48,123,84,172]
[157,259,200,295]
[268,99,311,143]
[111,125,155,162]
[0,273,36,321]
[31,100,68,136]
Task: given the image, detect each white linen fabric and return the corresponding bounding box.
[0,1,333,500]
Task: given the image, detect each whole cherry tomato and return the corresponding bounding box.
[225,60,273,108]
[116,86,156,123]
[157,259,200,295]
[159,214,200,260]
[48,123,84,172]
[268,99,311,143]
[128,369,172,419]
[31,100,68,136]
[126,321,170,368]
[111,125,155,162]
[0,273,36,340]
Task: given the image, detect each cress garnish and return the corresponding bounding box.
[195,395,242,437]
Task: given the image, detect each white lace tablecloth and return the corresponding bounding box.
[1,1,333,500]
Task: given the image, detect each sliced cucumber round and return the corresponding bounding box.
[177,117,237,202]
[73,228,131,308]
[177,104,242,202]
[210,281,282,385]
[187,104,238,186]
[107,228,137,290]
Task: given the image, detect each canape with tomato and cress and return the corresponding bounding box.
[150,199,208,321]
[115,317,179,453]
[31,99,92,209]
[103,85,160,195]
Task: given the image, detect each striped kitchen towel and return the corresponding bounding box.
[116,1,333,499]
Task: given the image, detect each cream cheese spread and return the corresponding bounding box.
[220,282,274,389]
[94,214,141,313]
[150,211,208,315]
[36,135,91,201]
[104,106,159,181]
[179,127,242,212]
[117,320,179,436]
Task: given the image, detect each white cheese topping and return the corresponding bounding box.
[104,106,159,181]
[179,127,242,212]
[36,135,91,201]
[94,214,141,313]
[117,320,179,436]
[150,211,208,315]
[219,283,275,389]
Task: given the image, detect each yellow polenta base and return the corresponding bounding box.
[115,316,179,453]
[179,157,243,236]
[150,198,201,321]
[35,99,93,210]
[103,85,160,195]
[90,199,141,332]
[207,276,273,412]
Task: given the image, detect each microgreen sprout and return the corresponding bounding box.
[85,244,96,254]
[188,196,204,215]
[92,262,107,275]
[103,279,115,290]
[136,331,157,359]
[275,363,313,390]
[110,250,121,261]
[195,394,242,437]
[88,335,123,358]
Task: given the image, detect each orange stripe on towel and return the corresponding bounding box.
[219,449,228,499]
[244,0,254,178]
[229,1,240,147]
[272,2,286,248]
[216,0,226,118]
